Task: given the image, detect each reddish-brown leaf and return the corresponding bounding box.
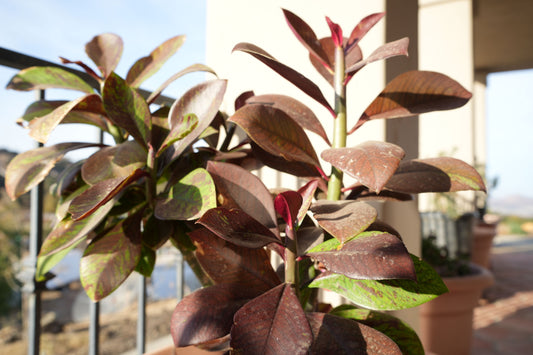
[230,104,320,167]
[250,142,321,178]
[85,33,123,78]
[306,312,402,354]
[171,284,248,347]
[207,161,279,235]
[282,8,331,69]
[126,35,186,88]
[274,191,302,231]
[385,157,487,193]
[233,42,334,116]
[246,94,330,145]
[321,141,405,193]
[310,200,377,244]
[189,228,281,291]
[197,208,280,248]
[230,284,312,355]
[345,12,386,54]
[307,232,416,280]
[350,70,472,133]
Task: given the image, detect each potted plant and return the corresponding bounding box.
[419,232,493,355]
[6,8,486,354]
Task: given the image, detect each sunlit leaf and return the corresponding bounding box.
[230,284,312,355]
[154,168,216,220]
[350,71,472,133]
[345,12,386,54]
[245,94,330,145]
[233,42,334,116]
[27,94,103,143]
[307,312,402,354]
[385,157,487,193]
[81,140,146,185]
[230,104,320,167]
[250,141,320,178]
[330,305,424,355]
[126,35,186,88]
[321,141,405,193]
[102,72,151,146]
[282,8,331,69]
[156,113,198,157]
[6,66,94,93]
[310,200,377,244]
[307,231,416,280]
[5,142,100,200]
[85,33,123,78]
[296,179,319,227]
[309,255,448,310]
[80,209,143,301]
[69,169,147,220]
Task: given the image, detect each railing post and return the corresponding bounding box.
[137,276,147,354]
[89,301,100,355]
[27,89,45,355]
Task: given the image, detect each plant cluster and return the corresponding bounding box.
[6,9,486,354]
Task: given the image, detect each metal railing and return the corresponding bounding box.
[1,47,182,355]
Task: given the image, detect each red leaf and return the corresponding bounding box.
[233,42,334,116]
[321,141,405,193]
[325,17,343,47]
[85,33,123,79]
[345,12,386,54]
[230,284,312,355]
[274,191,302,231]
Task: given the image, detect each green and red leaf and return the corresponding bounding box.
[156,113,198,157]
[7,66,94,93]
[126,35,186,88]
[5,142,100,200]
[154,168,216,220]
[80,209,143,301]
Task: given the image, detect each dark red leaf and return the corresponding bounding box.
[274,191,302,230]
[250,142,321,178]
[310,200,377,244]
[230,104,320,167]
[345,12,386,54]
[296,179,319,226]
[85,33,123,79]
[306,312,402,354]
[230,284,312,355]
[171,284,248,347]
[350,70,472,133]
[59,57,101,82]
[234,90,255,111]
[307,232,416,280]
[282,9,331,69]
[321,141,405,193]
[197,208,280,248]
[189,228,281,291]
[385,157,486,193]
[233,42,334,116]
[207,161,279,235]
[246,94,330,145]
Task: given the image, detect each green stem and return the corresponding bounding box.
[327,45,347,201]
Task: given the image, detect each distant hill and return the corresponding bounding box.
[489,194,533,218]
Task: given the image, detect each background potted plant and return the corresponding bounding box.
[6,8,486,354]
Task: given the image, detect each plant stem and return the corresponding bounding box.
[327,45,347,201]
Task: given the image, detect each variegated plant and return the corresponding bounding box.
[168,9,485,354]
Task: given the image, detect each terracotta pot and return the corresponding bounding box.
[419,264,493,355]
[471,221,498,269]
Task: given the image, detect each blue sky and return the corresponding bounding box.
[1,0,531,201]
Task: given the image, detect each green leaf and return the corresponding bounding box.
[154,168,216,220]
[6,66,94,93]
[330,305,424,355]
[309,255,448,310]
[5,142,100,200]
[27,94,103,143]
[80,210,143,301]
[85,33,123,78]
[102,72,152,147]
[36,235,85,282]
[126,35,186,88]
[135,245,156,277]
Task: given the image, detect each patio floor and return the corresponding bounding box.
[472,234,533,354]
